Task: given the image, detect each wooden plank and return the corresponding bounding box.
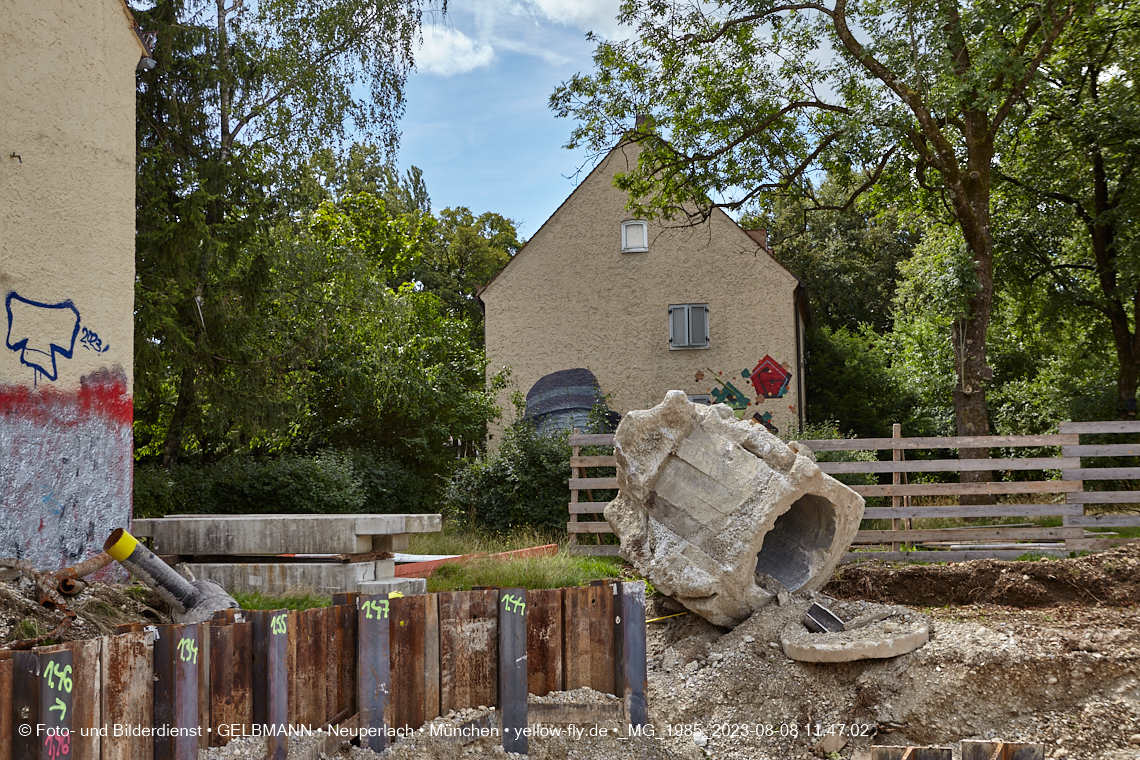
[843,550,1067,563]
[0,657,11,760]
[498,588,528,754]
[820,457,1079,474]
[423,593,441,722]
[1065,514,1140,527]
[805,434,1078,452]
[1060,421,1140,434]
[101,630,153,760]
[1065,536,1140,551]
[438,590,499,714]
[872,748,953,760]
[389,594,427,731]
[562,584,615,694]
[856,527,1082,542]
[1067,490,1140,503]
[1060,467,1140,480]
[862,504,1084,519]
[961,739,1045,759]
[568,434,616,446]
[853,480,1082,497]
[357,595,390,753]
[567,545,622,557]
[569,502,613,514]
[526,588,563,696]
[570,456,618,468]
[1063,444,1140,457]
[567,522,614,534]
[60,638,101,760]
[569,477,619,490]
[526,702,625,723]
[231,620,253,737]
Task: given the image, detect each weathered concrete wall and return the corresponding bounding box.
[0,0,143,574]
[482,142,803,441]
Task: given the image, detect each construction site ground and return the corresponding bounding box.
[4,545,1140,760]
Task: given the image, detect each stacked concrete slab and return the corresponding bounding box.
[131,514,441,596]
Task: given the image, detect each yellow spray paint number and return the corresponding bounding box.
[362,600,389,620]
[177,637,198,664]
[43,661,73,693]
[501,593,526,616]
[271,613,288,635]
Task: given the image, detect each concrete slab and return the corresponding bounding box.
[133,514,441,555]
[186,559,396,595]
[781,605,930,662]
[358,577,428,597]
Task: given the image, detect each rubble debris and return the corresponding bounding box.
[604,391,864,627]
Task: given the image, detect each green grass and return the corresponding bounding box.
[407,525,564,556]
[9,617,48,642]
[231,590,332,610]
[425,553,626,592]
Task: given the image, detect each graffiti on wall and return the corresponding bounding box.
[5,292,109,387]
[0,371,132,578]
[694,355,794,434]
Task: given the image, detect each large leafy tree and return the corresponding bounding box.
[997,0,1140,417]
[551,0,1079,459]
[132,0,425,465]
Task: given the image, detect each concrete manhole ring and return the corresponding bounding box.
[780,605,930,663]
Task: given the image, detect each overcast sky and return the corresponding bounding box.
[397,0,627,238]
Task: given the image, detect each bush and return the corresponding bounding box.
[133,449,442,517]
[446,422,572,533]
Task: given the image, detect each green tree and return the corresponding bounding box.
[551,0,1079,454]
[996,0,1140,417]
[132,0,425,465]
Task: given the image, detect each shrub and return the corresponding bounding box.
[447,421,572,533]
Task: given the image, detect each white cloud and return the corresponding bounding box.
[528,0,624,37]
[416,25,496,76]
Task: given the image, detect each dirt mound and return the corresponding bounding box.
[824,543,1140,608]
[0,575,168,646]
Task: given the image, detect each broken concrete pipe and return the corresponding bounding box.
[604,390,865,628]
[104,528,241,623]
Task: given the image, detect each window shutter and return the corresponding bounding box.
[689,305,708,347]
[670,305,688,347]
[627,222,645,250]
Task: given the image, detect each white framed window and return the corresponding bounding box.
[669,304,709,349]
[622,220,648,252]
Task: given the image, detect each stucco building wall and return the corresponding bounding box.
[1,0,143,572]
[482,143,804,441]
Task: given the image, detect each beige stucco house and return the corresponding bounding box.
[1,0,148,573]
[481,142,808,441]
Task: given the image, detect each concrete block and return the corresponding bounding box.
[186,559,396,596]
[134,514,441,555]
[358,577,428,597]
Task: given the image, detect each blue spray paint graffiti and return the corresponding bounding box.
[5,292,84,385]
[80,327,110,354]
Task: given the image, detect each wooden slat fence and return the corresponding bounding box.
[568,422,1140,561]
[0,582,648,760]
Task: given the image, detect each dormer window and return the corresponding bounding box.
[622,221,648,252]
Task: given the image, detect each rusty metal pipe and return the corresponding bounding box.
[58,578,87,596]
[55,550,114,581]
[105,528,200,613]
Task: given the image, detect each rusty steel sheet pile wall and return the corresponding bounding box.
[0,585,648,760]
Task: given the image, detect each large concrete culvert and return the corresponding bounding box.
[754,493,839,592]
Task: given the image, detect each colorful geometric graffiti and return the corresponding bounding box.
[748,355,791,399]
[698,356,793,434]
